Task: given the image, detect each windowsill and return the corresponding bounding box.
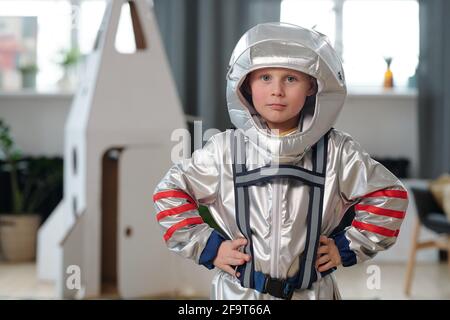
[0,89,74,98]
[347,86,418,99]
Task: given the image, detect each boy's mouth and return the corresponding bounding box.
[267,103,287,110]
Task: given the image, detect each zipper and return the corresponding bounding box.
[271,179,282,278]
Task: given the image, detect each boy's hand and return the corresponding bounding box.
[213,238,251,277]
[315,235,342,272]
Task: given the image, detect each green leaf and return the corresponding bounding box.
[198,205,226,236]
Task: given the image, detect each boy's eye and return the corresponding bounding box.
[286,76,297,83]
[260,74,271,81]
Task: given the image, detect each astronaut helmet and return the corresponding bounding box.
[226,22,347,160]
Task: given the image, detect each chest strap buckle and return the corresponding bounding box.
[264,277,295,300]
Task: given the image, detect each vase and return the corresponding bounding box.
[384,67,394,88]
[0,213,41,262]
[21,71,37,89]
[383,57,394,88]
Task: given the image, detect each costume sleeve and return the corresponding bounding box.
[153,135,225,269]
[331,134,409,267]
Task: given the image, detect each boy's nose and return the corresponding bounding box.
[271,81,285,96]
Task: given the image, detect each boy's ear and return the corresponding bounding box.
[307,77,318,96]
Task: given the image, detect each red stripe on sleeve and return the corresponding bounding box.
[163,217,204,241]
[153,190,196,204]
[156,203,198,221]
[352,220,399,237]
[355,204,406,219]
[363,190,408,199]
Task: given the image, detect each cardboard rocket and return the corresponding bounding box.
[37,0,214,298]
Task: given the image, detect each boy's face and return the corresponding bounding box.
[247,67,316,133]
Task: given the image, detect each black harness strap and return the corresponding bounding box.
[231,129,329,299]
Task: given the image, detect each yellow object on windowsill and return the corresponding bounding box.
[383,56,394,88]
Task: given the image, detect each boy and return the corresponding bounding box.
[153,22,408,300]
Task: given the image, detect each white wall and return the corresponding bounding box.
[335,88,419,178]
[0,92,72,157]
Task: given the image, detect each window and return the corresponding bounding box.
[0,0,134,91]
[78,0,137,55]
[0,0,72,91]
[77,0,107,54]
[281,0,336,46]
[281,0,419,88]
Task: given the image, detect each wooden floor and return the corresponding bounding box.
[0,262,55,300]
[0,261,449,300]
[335,261,450,300]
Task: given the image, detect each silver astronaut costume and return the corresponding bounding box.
[153,23,409,300]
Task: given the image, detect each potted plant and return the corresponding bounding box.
[18,63,38,89]
[0,118,41,262]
